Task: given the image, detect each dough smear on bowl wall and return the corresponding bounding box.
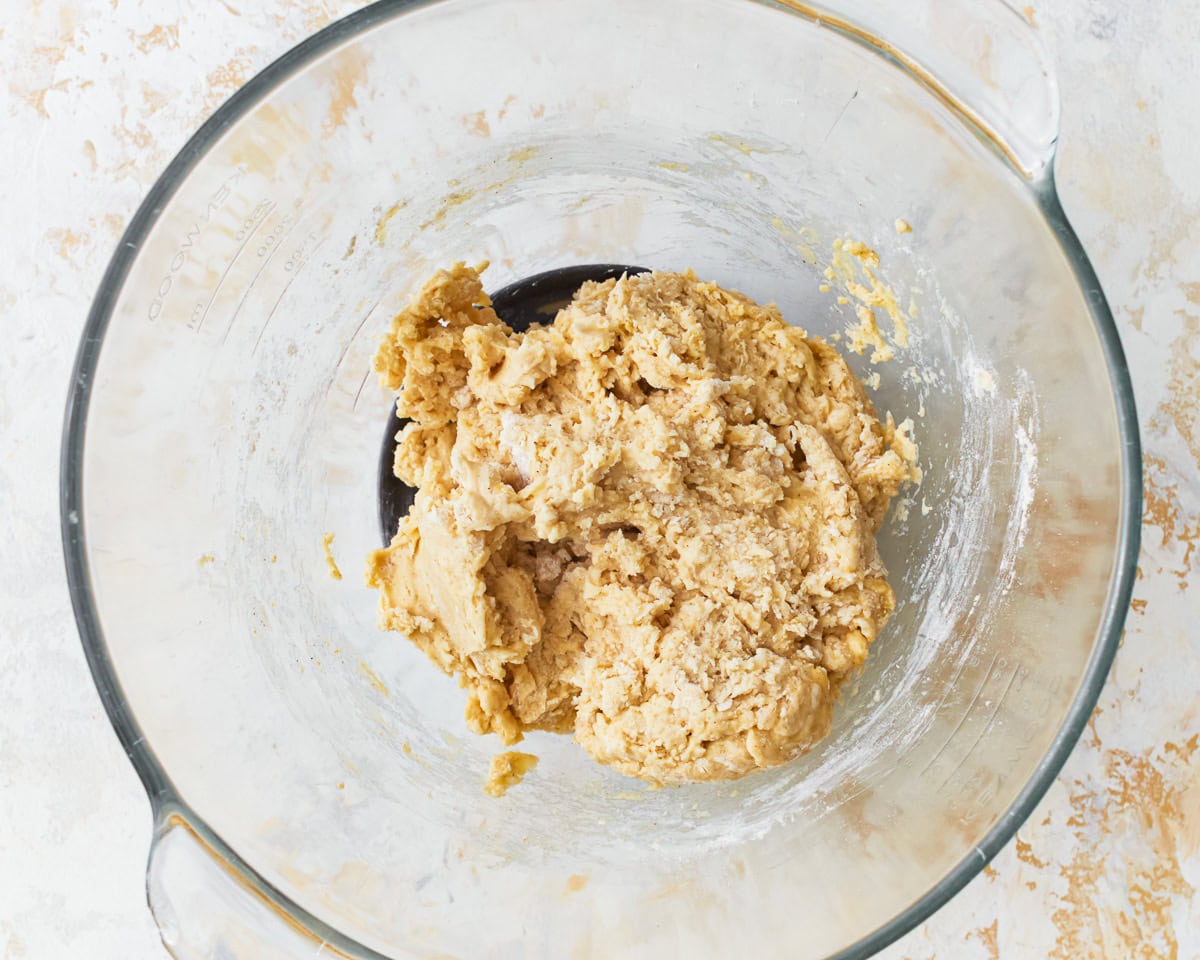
[368,263,920,784]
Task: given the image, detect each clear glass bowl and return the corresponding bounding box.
[61,1,1141,957]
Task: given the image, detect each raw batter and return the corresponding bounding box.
[367,264,917,783]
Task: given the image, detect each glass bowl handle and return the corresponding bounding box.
[803,0,1060,179]
[147,808,346,959]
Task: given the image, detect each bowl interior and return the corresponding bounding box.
[74,0,1127,957]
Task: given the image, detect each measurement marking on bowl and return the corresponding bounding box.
[220,208,301,346]
[915,634,985,769]
[351,367,373,412]
[251,236,326,354]
[919,653,999,775]
[938,665,1023,791]
[251,272,299,354]
[149,166,246,325]
[821,87,859,144]
[331,299,381,379]
[194,199,276,332]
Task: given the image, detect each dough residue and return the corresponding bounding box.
[485,751,539,797]
[322,532,343,581]
[368,264,917,783]
[825,237,910,361]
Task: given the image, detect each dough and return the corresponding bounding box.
[367,264,917,783]
[484,751,540,798]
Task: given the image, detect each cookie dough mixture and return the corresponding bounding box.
[368,264,917,783]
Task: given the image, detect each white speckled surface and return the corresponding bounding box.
[0,2,1196,958]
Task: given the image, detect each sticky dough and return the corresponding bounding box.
[368,264,916,783]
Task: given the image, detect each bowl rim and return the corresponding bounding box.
[59,1,1143,957]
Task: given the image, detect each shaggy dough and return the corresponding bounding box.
[368,264,916,783]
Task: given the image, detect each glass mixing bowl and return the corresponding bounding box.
[61,1,1141,957]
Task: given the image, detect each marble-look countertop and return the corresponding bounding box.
[1,1,1196,957]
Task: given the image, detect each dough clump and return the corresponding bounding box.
[368,264,916,783]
